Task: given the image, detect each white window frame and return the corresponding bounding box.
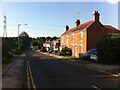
[66,36,68,44]
[61,36,64,43]
[71,34,74,42]
[80,31,83,42]
[80,44,83,53]
[72,44,74,52]
[66,45,68,47]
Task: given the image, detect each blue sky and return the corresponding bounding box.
[0,0,119,38]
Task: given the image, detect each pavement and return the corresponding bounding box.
[2,53,26,89]
[39,51,120,77]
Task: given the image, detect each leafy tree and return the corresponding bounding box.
[18,31,30,51]
[2,37,18,64]
[2,37,17,56]
[31,38,38,47]
[52,36,58,40]
[46,36,51,41]
[36,37,46,49]
[60,46,72,56]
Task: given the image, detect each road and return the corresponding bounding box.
[27,50,119,89]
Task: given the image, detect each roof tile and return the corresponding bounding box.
[104,25,120,33]
[62,20,94,35]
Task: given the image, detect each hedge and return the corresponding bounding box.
[97,34,120,64]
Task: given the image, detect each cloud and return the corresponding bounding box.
[107,0,120,4]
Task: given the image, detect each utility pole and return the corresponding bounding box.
[3,16,7,37]
[18,24,27,52]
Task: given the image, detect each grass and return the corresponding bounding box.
[65,56,80,60]
[2,56,13,64]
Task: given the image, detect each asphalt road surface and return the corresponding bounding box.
[27,50,119,89]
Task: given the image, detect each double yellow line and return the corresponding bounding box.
[27,61,36,89]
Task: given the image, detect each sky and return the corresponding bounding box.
[0,0,119,38]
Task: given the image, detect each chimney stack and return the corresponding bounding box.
[66,25,69,31]
[93,11,100,22]
[75,19,80,27]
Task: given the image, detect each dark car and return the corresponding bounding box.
[80,49,96,60]
[90,51,97,61]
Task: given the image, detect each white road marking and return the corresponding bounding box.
[91,85,101,90]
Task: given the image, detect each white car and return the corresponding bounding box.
[90,52,97,61]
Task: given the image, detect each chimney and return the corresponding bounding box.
[66,25,69,31]
[93,11,100,22]
[75,19,80,27]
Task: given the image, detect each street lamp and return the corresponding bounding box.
[18,24,27,52]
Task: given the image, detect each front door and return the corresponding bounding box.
[75,45,78,57]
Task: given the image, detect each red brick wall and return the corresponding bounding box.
[87,21,105,51]
[60,30,87,58]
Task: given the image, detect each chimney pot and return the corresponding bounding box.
[93,11,100,21]
[75,19,80,27]
[66,25,69,31]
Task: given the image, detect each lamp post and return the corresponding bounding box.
[18,24,27,52]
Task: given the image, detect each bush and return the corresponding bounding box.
[40,47,47,52]
[33,46,38,50]
[2,56,13,64]
[97,34,120,64]
[16,50,22,55]
[60,46,72,56]
[48,50,53,53]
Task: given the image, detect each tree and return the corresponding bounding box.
[97,33,120,64]
[2,37,18,64]
[46,36,51,41]
[60,46,72,56]
[52,36,58,40]
[36,37,46,49]
[18,31,30,51]
[2,37,17,57]
[31,38,38,47]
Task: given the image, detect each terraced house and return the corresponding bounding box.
[60,11,120,58]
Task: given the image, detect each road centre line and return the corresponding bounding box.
[27,61,30,88]
[91,85,101,90]
[28,62,36,89]
[27,61,36,89]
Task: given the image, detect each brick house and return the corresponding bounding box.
[60,11,120,58]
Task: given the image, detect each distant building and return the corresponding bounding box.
[43,42,51,51]
[50,39,60,51]
[60,11,120,58]
[43,38,60,51]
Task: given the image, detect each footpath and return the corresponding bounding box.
[2,53,26,88]
[39,51,120,77]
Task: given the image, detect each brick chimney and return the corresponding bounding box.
[75,19,80,27]
[66,25,69,31]
[93,11,100,22]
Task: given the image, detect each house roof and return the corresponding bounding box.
[77,20,94,30]
[104,25,120,33]
[62,20,94,35]
[62,19,120,36]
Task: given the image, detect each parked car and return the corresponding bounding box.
[80,48,96,60]
[8,51,14,57]
[90,51,97,61]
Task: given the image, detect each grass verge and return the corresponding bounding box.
[2,56,13,64]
